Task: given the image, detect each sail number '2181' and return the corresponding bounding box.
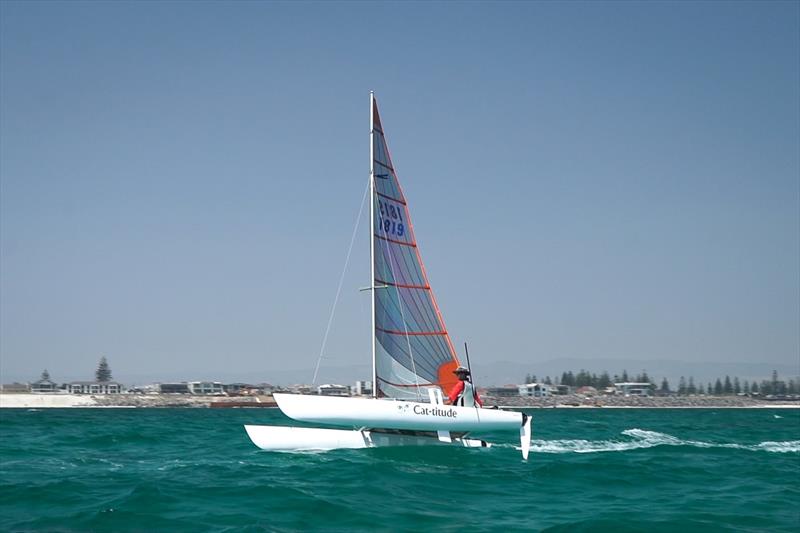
[377,199,405,237]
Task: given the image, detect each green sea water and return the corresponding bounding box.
[1,408,798,532]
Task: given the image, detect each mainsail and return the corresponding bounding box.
[370,94,461,400]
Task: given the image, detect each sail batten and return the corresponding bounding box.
[374,278,430,290]
[374,160,395,171]
[375,234,417,247]
[370,95,460,400]
[375,191,406,205]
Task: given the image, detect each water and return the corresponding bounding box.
[1,408,798,532]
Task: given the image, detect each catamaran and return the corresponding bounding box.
[245,93,532,458]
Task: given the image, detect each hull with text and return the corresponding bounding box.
[273,393,523,432]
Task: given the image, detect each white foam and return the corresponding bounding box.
[530,438,650,454]
[526,429,800,454]
[752,440,800,453]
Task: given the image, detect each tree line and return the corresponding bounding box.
[36,356,113,384]
[669,370,797,396]
[523,369,798,396]
[524,369,653,389]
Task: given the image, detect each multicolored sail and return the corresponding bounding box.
[370,95,461,400]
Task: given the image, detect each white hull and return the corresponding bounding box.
[244,425,490,452]
[273,393,524,432]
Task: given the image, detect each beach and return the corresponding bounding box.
[0,393,277,409]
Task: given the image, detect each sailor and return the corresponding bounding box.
[446,366,483,407]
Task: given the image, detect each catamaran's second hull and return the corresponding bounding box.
[244,424,490,452]
[273,393,524,432]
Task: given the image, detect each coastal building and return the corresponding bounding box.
[257,383,275,395]
[67,381,122,394]
[353,380,373,396]
[223,383,250,394]
[485,386,521,397]
[31,377,58,393]
[554,384,571,395]
[614,382,654,397]
[318,384,350,396]
[1,383,30,393]
[188,382,224,395]
[224,383,272,395]
[575,386,598,396]
[518,383,552,397]
[159,383,190,394]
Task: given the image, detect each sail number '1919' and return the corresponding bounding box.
[377,200,405,238]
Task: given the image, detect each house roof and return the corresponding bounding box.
[68,381,121,385]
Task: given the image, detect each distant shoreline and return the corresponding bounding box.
[1,393,798,409]
[495,393,800,409]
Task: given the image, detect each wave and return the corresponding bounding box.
[525,428,800,454]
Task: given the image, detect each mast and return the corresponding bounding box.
[369,91,377,398]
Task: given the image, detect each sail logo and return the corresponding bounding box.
[412,405,457,418]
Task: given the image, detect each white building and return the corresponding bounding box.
[67,381,122,394]
[518,383,552,397]
[614,382,654,397]
[353,380,372,396]
[318,383,350,396]
[188,382,224,395]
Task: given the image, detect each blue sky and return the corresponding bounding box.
[1,1,798,384]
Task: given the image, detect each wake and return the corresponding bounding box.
[515,429,800,454]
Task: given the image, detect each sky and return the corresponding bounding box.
[1,1,798,385]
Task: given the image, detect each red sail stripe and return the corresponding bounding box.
[376,326,447,336]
